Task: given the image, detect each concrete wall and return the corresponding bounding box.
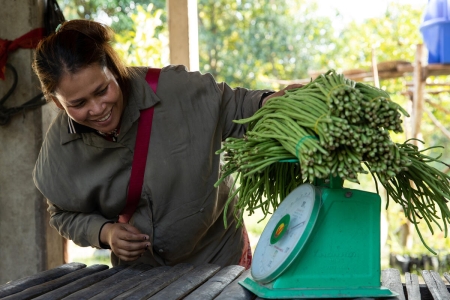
[0,0,64,284]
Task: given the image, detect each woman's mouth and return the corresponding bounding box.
[96,110,112,122]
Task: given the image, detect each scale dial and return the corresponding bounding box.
[251,183,321,284]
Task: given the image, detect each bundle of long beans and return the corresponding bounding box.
[216,70,450,253]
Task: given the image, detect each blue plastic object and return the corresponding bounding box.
[420,0,450,63]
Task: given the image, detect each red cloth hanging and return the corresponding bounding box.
[0,28,44,80]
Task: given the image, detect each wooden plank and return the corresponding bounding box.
[183,265,245,300]
[416,284,440,300]
[0,262,85,298]
[421,270,450,300]
[148,263,220,300]
[1,264,108,300]
[113,263,195,299]
[444,272,450,285]
[381,268,406,300]
[215,269,256,300]
[64,263,152,300]
[32,265,124,300]
[90,265,171,300]
[405,272,421,300]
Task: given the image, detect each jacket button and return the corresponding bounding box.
[159,249,164,253]
[199,207,204,212]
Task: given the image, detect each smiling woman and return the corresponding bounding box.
[31,19,292,269]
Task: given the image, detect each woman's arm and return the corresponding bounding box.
[48,201,150,261]
[99,222,149,261]
[47,200,114,248]
[217,81,304,139]
[217,82,270,139]
[260,84,304,106]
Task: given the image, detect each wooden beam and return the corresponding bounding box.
[268,59,450,86]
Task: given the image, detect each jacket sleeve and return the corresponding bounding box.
[216,81,272,140]
[46,200,114,249]
[33,112,123,249]
[158,65,271,140]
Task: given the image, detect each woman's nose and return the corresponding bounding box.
[88,99,105,115]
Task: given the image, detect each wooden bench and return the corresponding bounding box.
[381,268,450,300]
[0,263,449,299]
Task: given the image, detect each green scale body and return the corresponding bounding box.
[240,176,397,298]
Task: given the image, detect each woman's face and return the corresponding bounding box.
[53,63,124,134]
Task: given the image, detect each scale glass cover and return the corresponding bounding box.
[251,183,321,284]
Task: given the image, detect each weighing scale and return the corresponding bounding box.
[240,176,397,299]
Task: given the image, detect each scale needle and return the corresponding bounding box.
[288,221,305,232]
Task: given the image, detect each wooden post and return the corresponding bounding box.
[371,48,380,88]
[167,0,199,71]
[400,44,427,251]
[412,44,426,141]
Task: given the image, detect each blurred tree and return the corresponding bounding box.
[58,0,166,33]
[114,4,169,67]
[334,3,424,69]
[333,2,450,256]
[59,0,338,90]
[198,0,337,89]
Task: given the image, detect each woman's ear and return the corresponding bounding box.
[51,95,65,110]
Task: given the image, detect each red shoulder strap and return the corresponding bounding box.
[118,68,161,223]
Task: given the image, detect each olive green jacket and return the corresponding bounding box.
[33,65,267,267]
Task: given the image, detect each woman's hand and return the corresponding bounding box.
[261,84,304,106]
[100,223,150,261]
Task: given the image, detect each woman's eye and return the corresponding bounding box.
[98,85,108,95]
[74,101,85,108]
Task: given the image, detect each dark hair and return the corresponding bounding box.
[32,19,133,102]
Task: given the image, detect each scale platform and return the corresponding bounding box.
[240,176,397,299]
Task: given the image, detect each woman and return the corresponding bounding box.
[32,19,298,268]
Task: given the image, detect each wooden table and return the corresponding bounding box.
[1,263,449,299]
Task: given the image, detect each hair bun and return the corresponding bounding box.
[59,19,114,44]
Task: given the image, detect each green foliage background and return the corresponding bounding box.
[59,0,450,263]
